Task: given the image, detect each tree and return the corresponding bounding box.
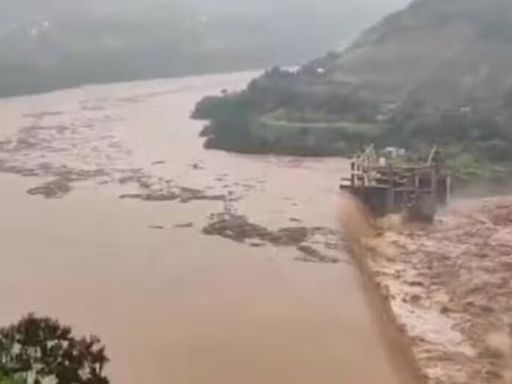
[0,314,109,384]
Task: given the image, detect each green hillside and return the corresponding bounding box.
[193,0,512,184]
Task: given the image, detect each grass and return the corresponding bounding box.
[257,109,381,143]
[0,375,23,384]
[448,152,510,185]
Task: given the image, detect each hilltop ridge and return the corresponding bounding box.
[194,0,512,184]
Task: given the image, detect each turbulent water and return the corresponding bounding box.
[0,72,399,384]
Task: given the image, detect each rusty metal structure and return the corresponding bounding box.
[340,145,451,221]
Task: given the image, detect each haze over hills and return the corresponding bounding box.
[0,0,408,97]
[307,0,512,111]
[193,0,512,184]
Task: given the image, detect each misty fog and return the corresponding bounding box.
[0,0,409,97]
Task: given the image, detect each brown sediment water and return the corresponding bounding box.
[360,197,512,384]
[0,72,406,384]
[338,196,426,384]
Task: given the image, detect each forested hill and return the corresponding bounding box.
[193,0,512,185]
[0,0,407,97]
[307,0,512,109]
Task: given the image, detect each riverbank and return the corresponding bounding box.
[347,196,512,384]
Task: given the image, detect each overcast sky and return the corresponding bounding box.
[0,0,414,96]
[0,0,411,22]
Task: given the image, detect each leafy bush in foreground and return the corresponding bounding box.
[0,314,109,384]
[0,374,22,384]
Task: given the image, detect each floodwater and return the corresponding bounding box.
[0,72,400,384]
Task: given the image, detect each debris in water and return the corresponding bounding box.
[27,178,73,199]
[119,187,225,203]
[295,245,339,264]
[190,162,204,170]
[202,212,340,263]
[174,222,194,229]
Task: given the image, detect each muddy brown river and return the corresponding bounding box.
[0,72,401,383]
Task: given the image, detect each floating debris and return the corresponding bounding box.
[174,222,194,228]
[202,212,340,263]
[27,178,73,199]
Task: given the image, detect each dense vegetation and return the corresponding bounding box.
[193,68,512,184]
[0,314,109,384]
[193,68,382,156]
[0,374,22,384]
[193,0,512,186]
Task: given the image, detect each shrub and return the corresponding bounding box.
[0,374,23,384]
[0,314,109,384]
